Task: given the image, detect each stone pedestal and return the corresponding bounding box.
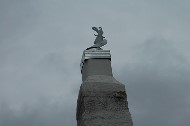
[77,49,133,126]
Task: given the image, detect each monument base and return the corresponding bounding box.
[76,75,133,126]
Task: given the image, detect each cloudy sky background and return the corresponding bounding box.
[0,0,190,126]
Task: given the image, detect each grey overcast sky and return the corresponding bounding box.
[0,0,190,126]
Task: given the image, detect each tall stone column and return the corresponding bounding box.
[76,48,133,126]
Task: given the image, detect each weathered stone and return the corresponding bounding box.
[77,50,133,126]
[77,75,133,126]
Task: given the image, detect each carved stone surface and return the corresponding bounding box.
[76,75,133,126]
[80,49,111,73]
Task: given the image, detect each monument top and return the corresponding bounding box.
[86,27,107,50]
[80,27,111,73]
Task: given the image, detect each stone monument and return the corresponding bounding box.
[76,27,133,126]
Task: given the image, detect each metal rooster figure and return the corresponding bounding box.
[88,27,107,49]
